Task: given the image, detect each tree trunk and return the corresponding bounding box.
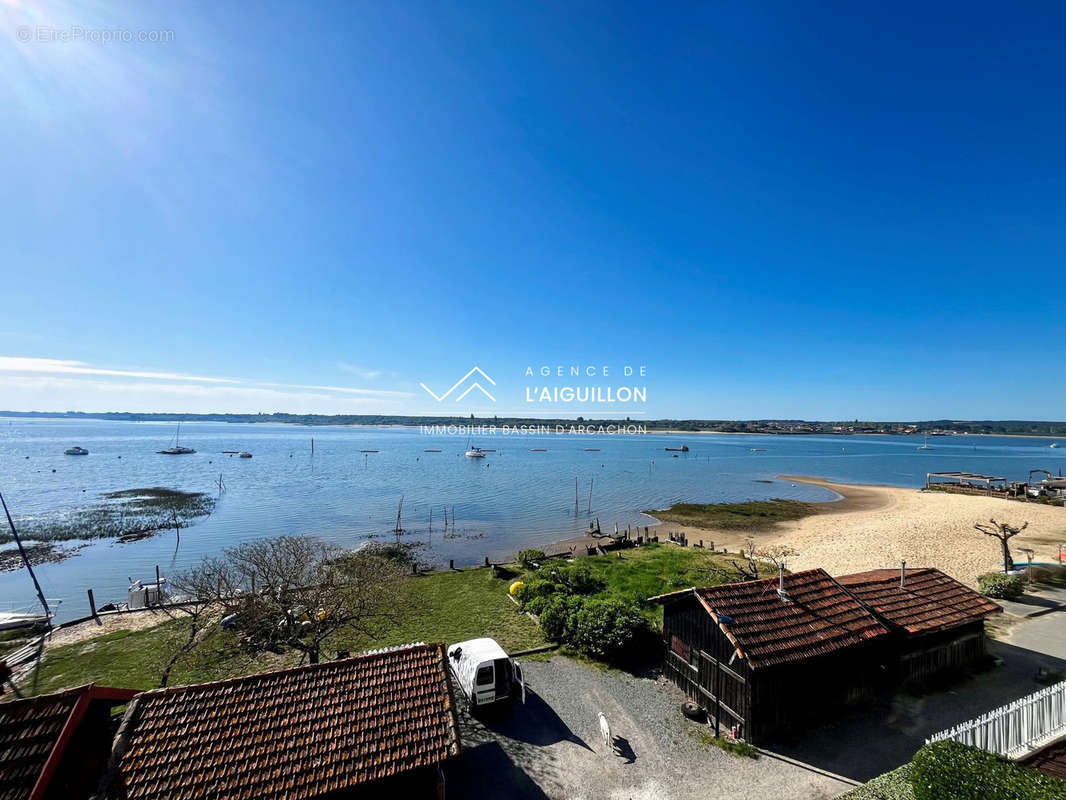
[1002,539,1014,573]
[308,644,320,664]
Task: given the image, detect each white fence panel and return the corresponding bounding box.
[926,681,1066,759]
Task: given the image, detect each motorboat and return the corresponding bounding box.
[465,447,487,458]
[63,446,89,456]
[157,422,196,455]
[238,451,252,458]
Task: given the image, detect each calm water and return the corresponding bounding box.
[1,418,1062,621]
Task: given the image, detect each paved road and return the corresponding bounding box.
[445,656,850,800]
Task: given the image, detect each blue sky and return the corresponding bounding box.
[1,1,1063,419]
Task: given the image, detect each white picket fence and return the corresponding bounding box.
[926,680,1066,759]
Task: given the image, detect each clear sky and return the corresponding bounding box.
[1,1,1063,419]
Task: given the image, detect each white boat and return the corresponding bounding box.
[465,447,487,458]
[1052,443,1060,449]
[917,437,934,451]
[63,446,89,456]
[0,609,52,631]
[157,422,196,455]
[238,451,252,458]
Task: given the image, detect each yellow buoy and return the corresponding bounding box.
[509,580,525,596]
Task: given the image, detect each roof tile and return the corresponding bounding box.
[113,643,460,800]
[836,567,1001,635]
[691,569,891,669]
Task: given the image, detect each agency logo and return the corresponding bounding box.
[419,366,497,403]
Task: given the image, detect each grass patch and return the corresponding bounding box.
[650,499,815,531]
[25,566,544,695]
[692,728,759,758]
[569,542,749,620]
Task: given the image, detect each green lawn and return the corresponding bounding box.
[576,542,744,604]
[23,566,545,696]
[650,498,815,531]
[23,544,740,695]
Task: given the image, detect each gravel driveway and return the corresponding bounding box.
[445,655,850,800]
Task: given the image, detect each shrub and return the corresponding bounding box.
[569,597,648,661]
[542,563,605,595]
[839,764,914,800]
[513,578,556,609]
[517,549,547,570]
[911,742,1066,800]
[538,595,583,642]
[978,572,1026,600]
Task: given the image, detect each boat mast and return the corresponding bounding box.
[0,491,51,621]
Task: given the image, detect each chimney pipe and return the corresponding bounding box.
[900,560,906,589]
[777,563,789,602]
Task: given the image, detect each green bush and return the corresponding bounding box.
[517,549,547,570]
[978,572,1026,600]
[911,742,1066,800]
[569,597,648,661]
[538,595,583,642]
[513,578,556,609]
[839,764,914,799]
[533,563,605,595]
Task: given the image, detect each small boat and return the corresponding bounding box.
[0,609,52,631]
[917,437,934,451]
[465,447,487,458]
[238,451,252,458]
[665,445,689,452]
[360,450,379,453]
[750,448,767,452]
[63,446,89,456]
[1052,443,1060,449]
[157,422,196,455]
[529,448,547,452]
[584,448,601,452]
[424,449,442,453]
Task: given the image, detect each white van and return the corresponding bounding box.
[447,637,526,712]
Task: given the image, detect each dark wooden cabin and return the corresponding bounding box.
[652,568,892,744]
[836,566,1001,684]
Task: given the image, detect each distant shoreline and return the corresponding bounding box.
[2,411,1064,439]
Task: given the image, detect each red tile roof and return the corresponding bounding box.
[659,569,891,669]
[0,684,136,800]
[836,567,1001,635]
[110,643,460,800]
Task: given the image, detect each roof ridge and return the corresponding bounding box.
[134,641,444,699]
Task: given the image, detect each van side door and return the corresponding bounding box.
[513,660,526,703]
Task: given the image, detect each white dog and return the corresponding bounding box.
[598,712,612,750]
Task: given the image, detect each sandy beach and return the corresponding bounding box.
[646,476,1066,585]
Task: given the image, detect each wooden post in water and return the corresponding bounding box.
[484,556,490,567]
[574,478,579,517]
[87,589,97,620]
[587,479,594,514]
[311,437,314,456]
[155,565,162,606]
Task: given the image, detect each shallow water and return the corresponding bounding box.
[0,418,1061,621]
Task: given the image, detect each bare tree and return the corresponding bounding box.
[975,519,1029,574]
[708,538,798,581]
[156,557,243,687]
[221,536,407,664]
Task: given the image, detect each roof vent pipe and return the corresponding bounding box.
[900,560,906,589]
[777,563,789,602]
